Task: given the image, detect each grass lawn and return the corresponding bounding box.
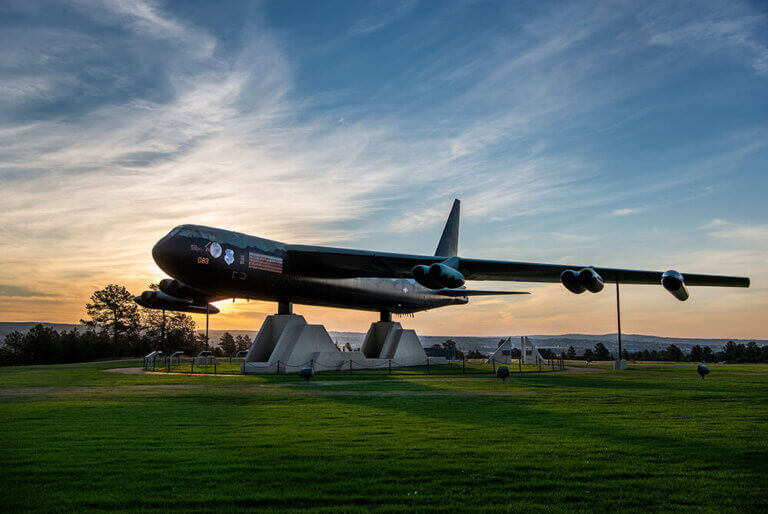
[1,360,766,512]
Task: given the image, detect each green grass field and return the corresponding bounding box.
[1,361,766,512]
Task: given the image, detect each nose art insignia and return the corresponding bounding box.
[224,249,234,265]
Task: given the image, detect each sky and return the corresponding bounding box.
[1,0,767,338]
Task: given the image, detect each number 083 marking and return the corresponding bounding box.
[197,257,209,264]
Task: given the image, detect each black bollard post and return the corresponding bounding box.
[492,358,496,374]
[427,358,430,375]
[463,356,466,374]
[389,359,391,375]
[349,359,352,375]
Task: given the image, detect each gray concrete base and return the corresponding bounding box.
[360,321,429,366]
[614,359,628,370]
[241,316,436,374]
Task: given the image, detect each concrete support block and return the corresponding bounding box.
[243,316,429,374]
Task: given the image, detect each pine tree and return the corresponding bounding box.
[219,332,237,356]
[81,284,140,358]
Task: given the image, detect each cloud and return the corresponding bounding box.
[0,284,56,298]
[350,0,418,35]
[610,207,644,216]
[704,220,768,245]
[641,1,768,75]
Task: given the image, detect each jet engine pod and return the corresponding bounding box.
[560,270,586,294]
[159,278,209,301]
[412,265,443,290]
[578,268,604,293]
[661,270,689,301]
[135,290,220,314]
[428,263,465,289]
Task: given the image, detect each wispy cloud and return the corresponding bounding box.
[704,220,768,245]
[350,0,418,34]
[610,207,644,217]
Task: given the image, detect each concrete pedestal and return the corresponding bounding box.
[242,315,344,373]
[241,316,433,374]
[360,321,429,367]
[614,359,628,370]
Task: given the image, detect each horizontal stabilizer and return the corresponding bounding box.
[431,289,530,297]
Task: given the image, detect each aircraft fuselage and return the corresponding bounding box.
[152,224,466,314]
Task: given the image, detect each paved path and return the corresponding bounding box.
[103,367,145,374]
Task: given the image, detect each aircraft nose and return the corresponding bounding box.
[152,232,176,269]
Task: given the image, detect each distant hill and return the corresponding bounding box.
[2,322,764,354]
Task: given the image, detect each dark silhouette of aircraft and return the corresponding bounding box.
[135,199,749,320]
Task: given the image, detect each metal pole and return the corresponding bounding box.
[161,308,166,349]
[492,358,496,374]
[462,355,466,374]
[205,304,210,352]
[389,359,391,375]
[349,359,352,375]
[616,280,622,361]
[427,358,430,375]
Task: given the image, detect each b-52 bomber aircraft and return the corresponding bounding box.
[136,199,750,320]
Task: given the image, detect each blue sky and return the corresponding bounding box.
[1,0,766,337]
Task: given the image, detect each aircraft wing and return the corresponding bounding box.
[286,245,750,288]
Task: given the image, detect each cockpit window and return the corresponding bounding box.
[173,226,219,241]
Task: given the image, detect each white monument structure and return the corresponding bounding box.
[485,336,548,365]
[521,336,548,365]
[241,314,439,374]
[486,337,513,364]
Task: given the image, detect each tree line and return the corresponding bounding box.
[0,284,252,366]
[559,341,768,363]
[447,339,768,364]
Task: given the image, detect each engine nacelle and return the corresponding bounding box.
[412,265,443,290]
[578,268,604,293]
[158,279,209,301]
[136,290,220,314]
[560,269,586,294]
[428,263,465,289]
[661,270,689,301]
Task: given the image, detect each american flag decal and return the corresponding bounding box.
[248,252,283,273]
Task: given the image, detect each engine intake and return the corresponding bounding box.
[662,270,689,301]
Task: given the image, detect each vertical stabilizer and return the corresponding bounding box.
[435,199,460,257]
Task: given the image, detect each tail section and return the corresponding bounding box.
[435,199,460,257]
